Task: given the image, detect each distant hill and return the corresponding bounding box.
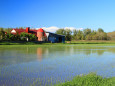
[107,31,115,40]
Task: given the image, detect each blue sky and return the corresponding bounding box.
[0,0,115,32]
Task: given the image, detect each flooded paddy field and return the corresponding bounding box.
[0,45,115,86]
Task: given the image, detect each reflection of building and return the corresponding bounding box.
[37,48,43,61]
[10,27,65,43]
[36,47,49,61]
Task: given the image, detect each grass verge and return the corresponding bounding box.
[55,73,115,86]
[0,40,115,45]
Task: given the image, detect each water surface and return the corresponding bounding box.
[0,45,115,86]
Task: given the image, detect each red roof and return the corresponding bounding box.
[37,28,44,32]
[11,29,38,36]
[13,29,26,34]
[37,28,47,36]
[11,28,46,37]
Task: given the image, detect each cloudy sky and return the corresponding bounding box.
[0,0,115,32]
[41,26,83,32]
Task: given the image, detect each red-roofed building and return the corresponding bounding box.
[11,27,47,41]
[10,27,65,43]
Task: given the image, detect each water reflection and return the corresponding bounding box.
[0,45,115,66]
[37,48,43,61]
[0,45,115,86]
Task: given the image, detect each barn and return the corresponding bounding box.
[46,32,65,43]
[10,27,65,43]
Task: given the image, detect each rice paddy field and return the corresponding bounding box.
[0,44,115,86]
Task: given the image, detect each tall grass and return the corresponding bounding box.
[55,73,115,86]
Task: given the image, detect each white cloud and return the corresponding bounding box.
[76,28,84,31]
[42,26,59,32]
[64,27,84,31]
[36,26,84,32]
[64,27,76,31]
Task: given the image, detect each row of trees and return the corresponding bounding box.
[55,28,110,41]
[0,27,111,41]
[0,28,37,41]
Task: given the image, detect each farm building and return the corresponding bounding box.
[46,32,65,43]
[10,27,65,43]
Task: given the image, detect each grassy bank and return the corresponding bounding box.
[69,40,115,44]
[55,73,115,86]
[0,41,51,45]
[0,40,115,45]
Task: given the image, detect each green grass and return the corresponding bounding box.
[69,40,115,44]
[0,40,115,45]
[0,41,44,45]
[55,73,115,86]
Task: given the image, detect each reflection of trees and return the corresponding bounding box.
[0,47,38,66]
[0,45,115,66]
[91,50,105,56]
[2,46,113,57]
[84,50,91,55]
[64,46,109,56]
[108,48,115,54]
[97,50,105,55]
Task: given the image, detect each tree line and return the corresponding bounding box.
[0,27,111,41]
[0,28,37,41]
[55,28,110,41]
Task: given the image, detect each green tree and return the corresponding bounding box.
[85,34,92,40]
[76,30,83,40]
[20,32,29,41]
[29,34,37,41]
[96,32,107,40]
[4,28,12,33]
[8,33,14,41]
[65,29,72,41]
[81,34,85,40]
[55,28,66,35]
[56,28,72,41]
[98,28,104,32]
[92,34,98,40]
[83,28,91,36]
[73,29,78,36]
[20,33,37,41]
[0,28,5,40]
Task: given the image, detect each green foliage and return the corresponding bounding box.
[85,34,92,40]
[4,28,12,33]
[98,28,104,32]
[73,29,78,36]
[0,27,111,41]
[96,32,107,40]
[83,28,91,36]
[65,29,72,41]
[56,28,72,41]
[3,33,20,41]
[29,34,37,41]
[0,28,5,40]
[55,73,115,86]
[0,28,38,41]
[20,32,29,37]
[56,28,109,41]
[20,33,37,41]
[55,28,66,35]
[73,30,84,40]
[107,31,115,40]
